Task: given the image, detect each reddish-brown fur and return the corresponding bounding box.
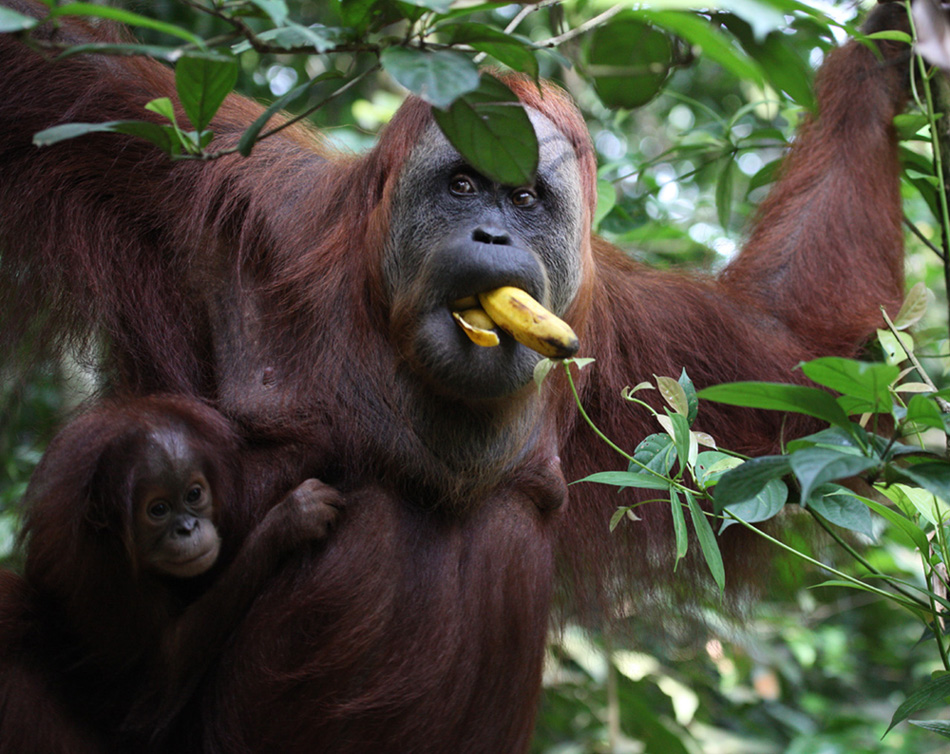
[0,2,909,752]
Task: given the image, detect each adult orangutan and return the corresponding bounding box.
[0,1,910,751]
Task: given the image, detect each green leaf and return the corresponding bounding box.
[666,411,692,474]
[432,75,538,186]
[896,463,950,507]
[786,425,867,455]
[632,433,677,480]
[719,479,787,533]
[694,451,742,488]
[721,13,815,108]
[657,375,689,417]
[789,447,877,505]
[176,53,239,132]
[884,483,950,527]
[588,17,672,109]
[686,490,725,594]
[800,358,898,415]
[864,489,931,552]
[573,470,670,492]
[904,394,945,433]
[699,382,851,428]
[145,97,177,123]
[381,47,479,110]
[808,487,875,539]
[670,488,688,569]
[714,455,791,512]
[0,7,38,31]
[886,674,950,735]
[445,23,539,80]
[50,3,202,46]
[909,719,950,738]
[679,369,698,424]
[33,120,177,154]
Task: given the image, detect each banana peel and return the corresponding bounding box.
[450,287,579,359]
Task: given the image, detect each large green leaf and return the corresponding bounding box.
[714,455,791,511]
[800,358,898,415]
[588,17,672,109]
[789,448,877,506]
[699,381,851,428]
[807,486,875,539]
[381,47,479,110]
[176,53,239,132]
[719,479,787,533]
[432,75,538,186]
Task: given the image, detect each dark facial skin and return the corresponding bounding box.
[132,428,222,579]
[383,110,586,400]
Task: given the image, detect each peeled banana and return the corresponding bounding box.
[450,286,579,359]
[452,309,500,347]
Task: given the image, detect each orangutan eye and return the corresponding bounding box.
[148,501,170,519]
[449,175,477,196]
[185,485,203,504]
[511,188,537,208]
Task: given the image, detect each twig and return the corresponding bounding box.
[533,4,625,49]
[904,215,946,260]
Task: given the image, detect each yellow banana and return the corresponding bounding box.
[477,287,579,359]
[452,308,500,347]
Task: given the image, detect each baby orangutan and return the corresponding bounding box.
[6,395,342,750]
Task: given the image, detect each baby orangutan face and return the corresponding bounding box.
[132,427,222,579]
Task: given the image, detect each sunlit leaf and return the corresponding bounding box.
[894,282,932,330]
[656,375,689,417]
[801,358,898,415]
[0,7,38,31]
